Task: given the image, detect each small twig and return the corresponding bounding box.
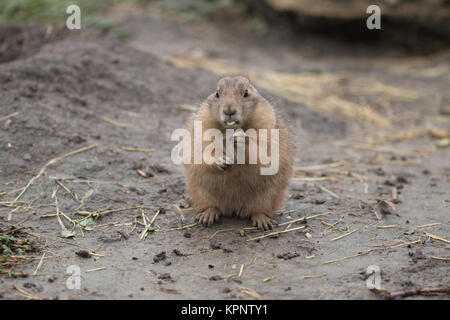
[141,208,148,226]
[300,273,327,280]
[247,225,306,241]
[330,229,359,242]
[53,188,67,232]
[416,222,441,229]
[120,147,155,152]
[32,252,46,276]
[377,225,397,229]
[139,209,149,240]
[12,286,41,300]
[149,209,161,226]
[294,161,345,172]
[423,232,450,244]
[173,205,194,214]
[165,223,198,231]
[291,177,339,182]
[100,206,148,218]
[207,228,236,240]
[3,224,27,235]
[321,216,344,235]
[319,186,340,199]
[372,208,382,221]
[430,256,450,261]
[60,211,75,226]
[240,287,264,300]
[7,206,20,221]
[55,180,81,203]
[101,116,130,127]
[90,252,105,258]
[0,111,19,122]
[238,264,244,278]
[327,168,372,182]
[262,276,277,283]
[372,286,450,299]
[85,267,106,273]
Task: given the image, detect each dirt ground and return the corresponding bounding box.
[0,6,449,300]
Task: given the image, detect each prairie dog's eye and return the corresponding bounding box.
[243,89,249,98]
[215,92,220,98]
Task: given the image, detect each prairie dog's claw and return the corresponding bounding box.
[196,208,221,227]
[251,214,276,231]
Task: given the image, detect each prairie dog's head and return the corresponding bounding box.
[206,76,260,129]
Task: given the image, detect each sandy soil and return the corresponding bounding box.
[0,7,449,300]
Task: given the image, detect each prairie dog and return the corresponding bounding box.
[183,76,293,230]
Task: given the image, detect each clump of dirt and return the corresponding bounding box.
[75,250,91,258]
[153,251,167,263]
[277,251,301,260]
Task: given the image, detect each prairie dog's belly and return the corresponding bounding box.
[196,166,269,214]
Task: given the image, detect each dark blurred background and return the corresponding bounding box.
[1,0,449,56]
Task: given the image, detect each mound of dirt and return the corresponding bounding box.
[1,30,198,176]
[0,24,68,63]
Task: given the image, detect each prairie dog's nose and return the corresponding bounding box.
[223,105,237,116]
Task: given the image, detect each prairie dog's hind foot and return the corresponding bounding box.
[251,213,277,231]
[196,208,221,226]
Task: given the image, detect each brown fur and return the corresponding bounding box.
[184,76,293,230]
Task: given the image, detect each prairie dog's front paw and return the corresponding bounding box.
[233,131,247,147]
[215,156,233,171]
